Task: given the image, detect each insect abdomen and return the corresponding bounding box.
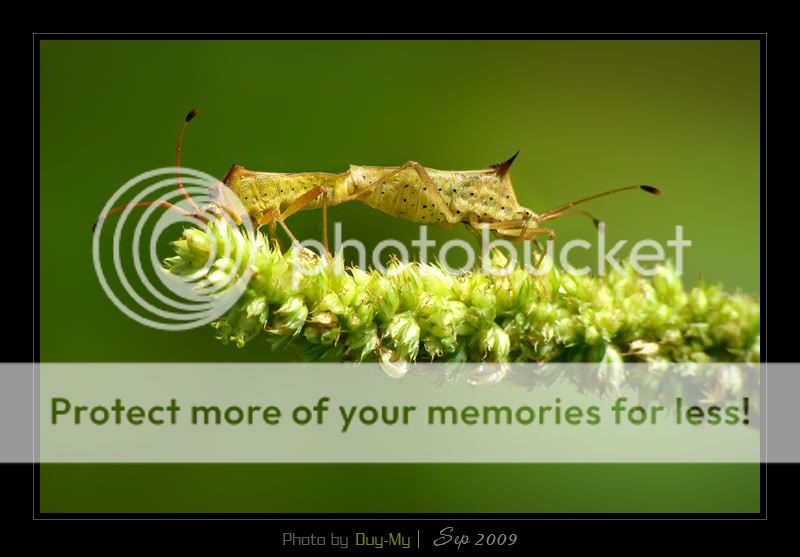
[350,166,515,225]
[349,166,440,224]
[225,166,347,222]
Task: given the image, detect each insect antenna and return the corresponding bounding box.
[90,202,204,233]
[537,185,661,223]
[554,209,603,228]
[176,108,203,213]
[92,109,206,232]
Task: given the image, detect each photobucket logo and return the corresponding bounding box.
[92,167,257,331]
[293,222,691,278]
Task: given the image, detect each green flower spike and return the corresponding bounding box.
[164,222,761,366]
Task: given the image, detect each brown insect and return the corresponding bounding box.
[95,110,661,251]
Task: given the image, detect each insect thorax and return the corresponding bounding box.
[223,165,351,222]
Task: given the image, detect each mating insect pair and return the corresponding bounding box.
[94,110,661,251]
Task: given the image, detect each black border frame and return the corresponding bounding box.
[31,32,768,527]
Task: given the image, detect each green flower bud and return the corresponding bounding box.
[468,282,496,322]
[481,323,510,362]
[304,311,338,345]
[397,266,423,311]
[185,227,211,256]
[371,275,400,322]
[689,287,708,315]
[346,325,379,362]
[417,264,453,298]
[317,293,347,315]
[584,325,601,346]
[384,312,421,361]
[653,263,687,307]
[268,297,308,336]
[245,295,269,326]
[628,339,659,357]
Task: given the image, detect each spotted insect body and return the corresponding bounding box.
[220,155,539,242]
[94,111,660,250]
[222,165,351,221]
[348,165,520,226]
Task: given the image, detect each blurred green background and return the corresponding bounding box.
[39,39,760,513]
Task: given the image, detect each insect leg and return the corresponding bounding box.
[340,165,413,202]
[279,186,330,255]
[405,162,459,224]
[464,222,510,263]
[522,227,556,241]
[92,201,205,232]
[93,110,211,232]
[490,226,554,268]
[346,162,461,225]
[322,188,329,254]
[527,230,554,268]
[473,221,553,237]
[465,219,526,261]
[259,210,300,245]
[473,220,527,230]
[280,186,324,219]
[267,222,284,253]
[546,209,602,228]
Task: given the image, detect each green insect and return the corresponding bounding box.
[96,110,661,251]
